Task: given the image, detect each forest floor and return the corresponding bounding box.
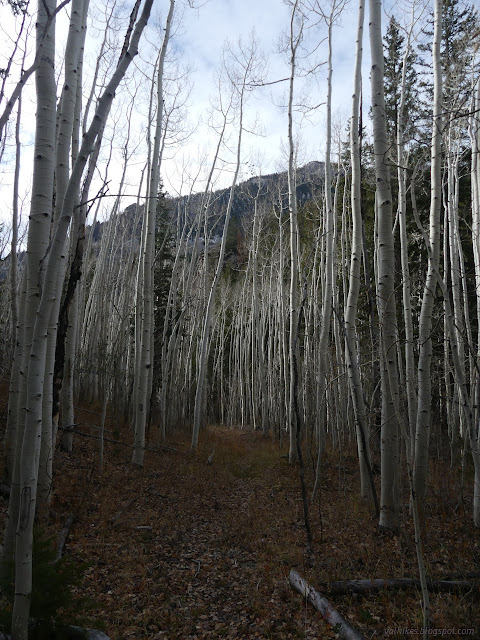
[0,397,480,639]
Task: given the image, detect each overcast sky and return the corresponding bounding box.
[166,0,364,188]
[0,0,420,234]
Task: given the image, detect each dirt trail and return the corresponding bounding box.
[53,423,328,639]
[2,413,478,638]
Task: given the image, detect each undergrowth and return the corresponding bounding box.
[0,527,100,639]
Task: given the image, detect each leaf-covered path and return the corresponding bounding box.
[2,405,479,639]
[52,423,331,639]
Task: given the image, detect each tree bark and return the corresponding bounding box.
[9,2,154,635]
[289,570,365,640]
[287,2,302,463]
[344,0,374,503]
[369,0,400,531]
[413,0,443,509]
[132,0,175,467]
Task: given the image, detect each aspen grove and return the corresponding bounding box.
[0,0,480,637]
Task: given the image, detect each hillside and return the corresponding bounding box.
[88,160,326,248]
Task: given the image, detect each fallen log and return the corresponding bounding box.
[442,570,480,580]
[328,577,477,595]
[288,570,365,640]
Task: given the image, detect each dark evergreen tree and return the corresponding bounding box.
[419,0,480,113]
[150,187,177,425]
[154,188,175,338]
[441,0,479,106]
[383,16,419,150]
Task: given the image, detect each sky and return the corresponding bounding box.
[167,0,362,188]
[0,0,422,238]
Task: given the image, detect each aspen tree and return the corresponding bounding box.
[250,186,268,434]
[369,0,400,530]
[472,76,480,525]
[4,93,23,489]
[37,0,88,505]
[149,69,194,438]
[470,77,480,477]
[8,2,154,635]
[3,0,58,587]
[344,0,375,502]
[286,0,303,463]
[411,145,480,530]
[413,0,443,509]
[0,0,71,143]
[78,107,139,435]
[56,21,143,452]
[444,129,467,445]
[331,127,348,451]
[54,0,90,457]
[271,185,289,441]
[306,0,347,493]
[158,199,189,438]
[161,129,229,434]
[132,0,175,467]
[396,11,419,459]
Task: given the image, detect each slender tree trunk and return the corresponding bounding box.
[191,36,261,448]
[10,0,58,634]
[191,97,243,449]
[397,23,417,458]
[251,194,267,434]
[413,0,443,509]
[132,0,175,467]
[369,0,400,531]
[313,0,336,492]
[4,94,22,488]
[287,2,302,463]
[10,3,154,634]
[470,78,480,523]
[343,0,375,503]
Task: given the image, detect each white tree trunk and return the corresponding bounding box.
[191,36,261,448]
[132,0,175,467]
[343,0,374,503]
[191,109,242,448]
[369,0,400,530]
[396,22,417,459]
[10,0,58,634]
[413,0,443,508]
[4,94,22,488]
[10,2,154,634]
[287,2,302,463]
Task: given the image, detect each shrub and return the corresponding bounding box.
[0,527,94,639]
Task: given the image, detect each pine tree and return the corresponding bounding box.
[420,0,480,111]
[152,188,177,425]
[383,16,419,149]
[442,0,479,104]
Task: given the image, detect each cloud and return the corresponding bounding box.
[159,0,372,195]
[0,0,376,228]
